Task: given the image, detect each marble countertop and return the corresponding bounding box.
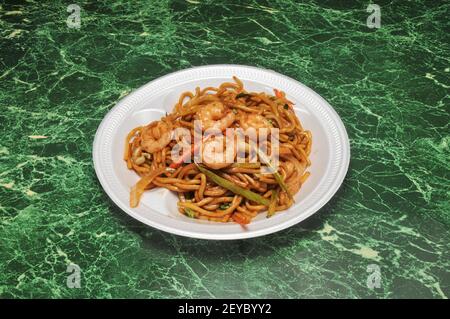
[0,1,448,298]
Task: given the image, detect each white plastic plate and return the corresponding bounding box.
[93,65,350,240]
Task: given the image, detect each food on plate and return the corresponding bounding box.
[124,77,311,224]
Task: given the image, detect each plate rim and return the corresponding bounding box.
[93,64,350,240]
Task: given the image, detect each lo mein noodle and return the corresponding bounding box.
[124,77,311,225]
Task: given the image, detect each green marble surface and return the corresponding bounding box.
[0,0,449,299]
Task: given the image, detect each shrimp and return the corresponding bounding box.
[196,102,235,132]
[202,135,236,170]
[239,113,272,132]
[140,120,172,153]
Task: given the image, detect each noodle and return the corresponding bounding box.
[124,77,311,225]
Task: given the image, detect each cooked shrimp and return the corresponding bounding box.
[239,113,272,132]
[196,102,235,131]
[141,120,172,153]
[202,135,236,170]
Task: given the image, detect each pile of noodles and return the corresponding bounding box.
[124,77,311,225]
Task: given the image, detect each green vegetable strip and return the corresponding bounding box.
[253,146,293,201]
[219,203,231,210]
[273,170,293,201]
[184,207,196,218]
[267,188,279,218]
[236,92,251,99]
[196,165,270,206]
[233,131,293,200]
